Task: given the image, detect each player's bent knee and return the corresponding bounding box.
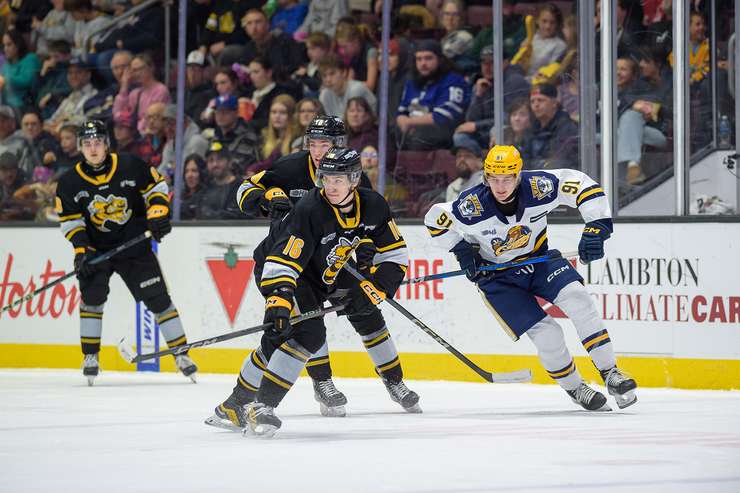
[348,307,385,336]
[143,292,172,314]
[81,290,108,307]
[527,317,566,353]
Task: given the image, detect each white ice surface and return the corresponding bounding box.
[1,370,739,493]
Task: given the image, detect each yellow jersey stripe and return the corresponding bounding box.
[376,240,407,253]
[157,311,179,324]
[58,213,82,222]
[65,227,86,241]
[363,330,390,348]
[305,356,330,367]
[263,370,292,390]
[577,187,604,206]
[259,276,297,288]
[583,333,610,351]
[265,256,303,273]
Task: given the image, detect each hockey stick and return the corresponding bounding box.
[401,250,578,285]
[117,303,347,363]
[1,231,152,315]
[342,263,531,383]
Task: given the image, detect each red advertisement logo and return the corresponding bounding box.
[206,246,255,326]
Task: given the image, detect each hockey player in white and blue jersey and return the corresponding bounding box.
[424,145,637,411]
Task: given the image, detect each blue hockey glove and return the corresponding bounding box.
[450,240,487,282]
[578,220,612,263]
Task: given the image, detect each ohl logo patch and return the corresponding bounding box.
[206,244,255,326]
[87,194,132,232]
[322,236,361,285]
[491,225,532,256]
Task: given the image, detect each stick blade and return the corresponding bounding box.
[488,368,533,383]
[117,338,137,364]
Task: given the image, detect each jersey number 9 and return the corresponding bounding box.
[436,212,452,228]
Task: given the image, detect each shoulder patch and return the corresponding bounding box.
[457,193,483,218]
[529,176,554,200]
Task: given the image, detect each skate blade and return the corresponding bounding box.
[186,373,197,384]
[319,402,347,417]
[86,376,95,387]
[204,414,244,432]
[614,391,637,409]
[244,424,279,438]
[403,403,423,414]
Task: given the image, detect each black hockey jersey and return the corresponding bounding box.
[236,150,372,217]
[255,188,408,298]
[55,153,169,254]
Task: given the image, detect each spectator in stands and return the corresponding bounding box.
[379,38,412,121]
[199,141,245,219]
[334,23,379,92]
[439,0,475,73]
[112,110,141,155]
[453,45,529,151]
[523,83,578,169]
[113,52,171,136]
[160,104,208,182]
[295,0,349,39]
[36,40,72,120]
[0,105,33,178]
[319,54,377,119]
[65,0,110,58]
[207,94,260,174]
[184,50,215,124]
[396,39,470,150]
[196,0,251,66]
[345,97,378,151]
[292,32,330,99]
[5,1,51,35]
[201,68,243,127]
[638,46,672,106]
[240,8,307,84]
[21,110,62,172]
[136,102,166,169]
[290,97,324,151]
[615,56,667,185]
[468,0,525,62]
[595,0,645,71]
[248,94,300,175]
[1,29,41,110]
[492,97,533,151]
[0,151,32,220]
[446,138,484,201]
[32,0,77,59]
[180,153,208,220]
[512,3,567,80]
[360,144,407,212]
[44,57,97,135]
[47,122,80,175]
[245,56,294,131]
[83,50,132,122]
[270,0,308,36]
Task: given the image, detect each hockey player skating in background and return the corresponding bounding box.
[209,147,415,437]
[55,120,197,385]
[233,117,418,417]
[424,145,637,411]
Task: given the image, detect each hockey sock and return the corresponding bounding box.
[527,316,583,391]
[362,326,403,381]
[257,339,312,408]
[80,303,104,354]
[156,304,188,349]
[554,283,617,371]
[305,340,333,381]
[237,348,266,396]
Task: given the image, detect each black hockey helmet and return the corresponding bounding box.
[303,116,347,149]
[316,146,362,186]
[77,119,110,150]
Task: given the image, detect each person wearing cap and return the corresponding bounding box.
[44,57,98,135]
[446,139,484,201]
[396,39,470,150]
[159,104,208,180]
[453,44,529,151]
[424,144,638,412]
[198,140,244,220]
[524,82,579,169]
[184,50,216,123]
[318,53,377,119]
[207,94,260,174]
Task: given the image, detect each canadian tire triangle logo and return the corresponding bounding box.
[206,245,255,326]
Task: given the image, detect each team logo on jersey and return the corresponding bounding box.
[290,189,308,198]
[322,236,362,285]
[457,194,483,218]
[87,194,132,232]
[491,225,532,256]
[530,176,554,200]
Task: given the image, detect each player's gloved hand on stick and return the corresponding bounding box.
[450,240,487,282]
[264,286,294,343]
[261,187,292,221]
[74,248,103,279]
[147,205,172,242]
[578,220,612,263]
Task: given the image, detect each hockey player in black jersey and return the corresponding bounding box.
[233,116,414,416]
[209,147,419,437]
[55,120,197,385]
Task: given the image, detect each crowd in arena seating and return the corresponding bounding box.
[0,0,734,221]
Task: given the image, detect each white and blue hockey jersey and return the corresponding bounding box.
[423,169,611,263]
[397,72,470,126]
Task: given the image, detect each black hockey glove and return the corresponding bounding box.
[450,240,488,282]
[147,205,172,242]
[264,286,294,343]
[74,249,105,280]
[260,187,292,221]
[578,220,612,263]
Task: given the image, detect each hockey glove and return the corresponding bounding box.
[264,286,294,343]
[147,205,172,242]
[74,248,105,280]
[260,187,292,221]
[450,240,486,282]
[578,220,612,263]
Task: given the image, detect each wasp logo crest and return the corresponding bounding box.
[87,194,132,232]
[322,236,361,285]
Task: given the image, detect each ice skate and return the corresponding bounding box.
[82,353,99,387]
[244,402,281,438]
[382,378,422,413]
[205,392,251,432]
[566,382,611,411]
[601,367,638,409]
[174,354,198,383]
[312,378,348,417]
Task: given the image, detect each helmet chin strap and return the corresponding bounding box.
[327,183,358,210]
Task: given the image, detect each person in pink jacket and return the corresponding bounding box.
[113,53,170,135]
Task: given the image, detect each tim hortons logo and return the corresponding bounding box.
[206,244,255,326]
